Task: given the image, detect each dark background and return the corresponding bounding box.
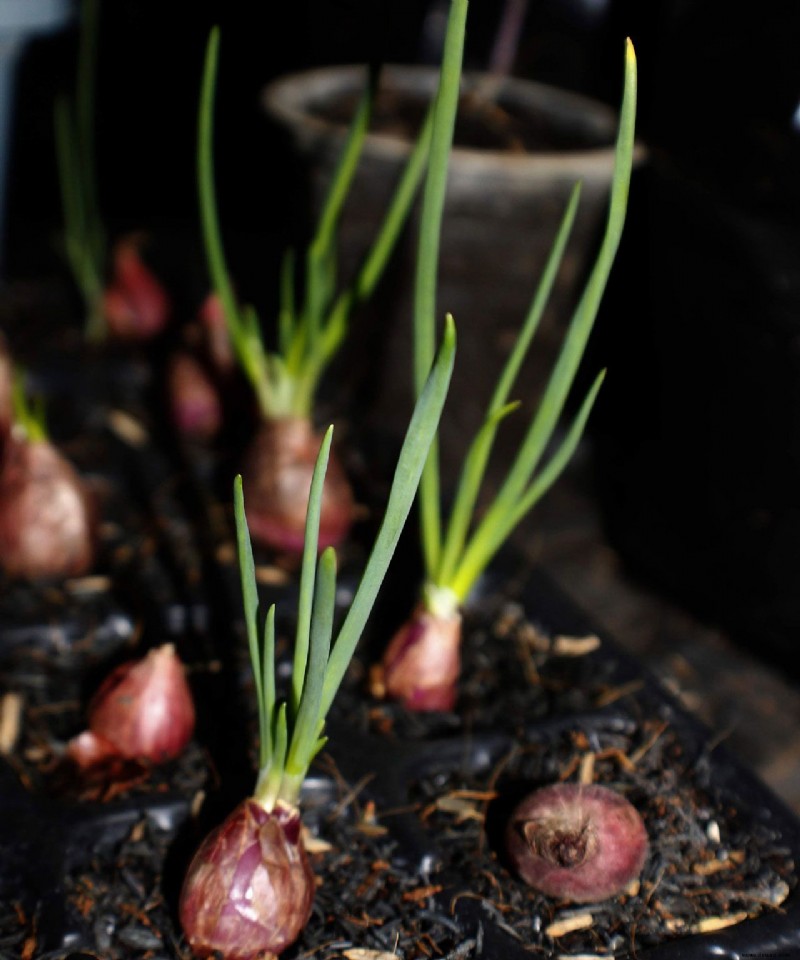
[5,0,800,661]
[8,1,800,263]
[6,0,620,275]
[7,1,800,268]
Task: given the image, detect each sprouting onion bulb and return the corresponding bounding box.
[197,28,435,554]
[0,372,97,581]
[505,783,649,902]
[179,317,455,960]
[68,644,196,768]
[379,38,639,711]
[379,598,461,711]
[241,418,354,554]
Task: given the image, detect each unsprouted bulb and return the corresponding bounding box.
[505,783,648,902]
[103,234,172,340]
[67,643,195,767]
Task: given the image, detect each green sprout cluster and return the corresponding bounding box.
[414,36,638,615]
[198,29,435,420]
[10,370,48,443]
[235,321,455,810]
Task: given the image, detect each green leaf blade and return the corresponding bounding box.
[233,476,269,767]
[320,315,456,718]
[446,39,637,599]
[285,546,337,781]
[291,425,333,713]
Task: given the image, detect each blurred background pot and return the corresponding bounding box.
[263,64,645,486]
[0,0,71,273]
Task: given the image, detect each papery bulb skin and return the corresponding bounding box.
[66,729,121,769]
[505,783,648,903]
[167,351,223,441]
[103,234,171,340]
[84,643,195,763]
[0,437,97,580]
[180,798,315,960]
[380,605,462,711]
[241,417,354,554]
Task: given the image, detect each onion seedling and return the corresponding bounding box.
[379,39,639,710]
[197,29,434,554]
[179,320,455,960]
[55,0,170,341]
[0,369,97,580]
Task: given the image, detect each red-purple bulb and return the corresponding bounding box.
[68,643,195,766]
[0,436,97,580]
[180,798,315,960]
[241,417,354,554]
[103,234,171,340]
[505,783,648,903]
[380,605,462,711]
[167,351,223,441]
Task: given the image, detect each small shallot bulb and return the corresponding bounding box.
[180,798,314,960]
[103,234,171,340]
[379,604,462,711]
[0,436,97,580]
[241,417,354,554]
[167,351,223,441]
[68,643,195,766]
[505,783,648,903]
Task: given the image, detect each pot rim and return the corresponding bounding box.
[262,63,646,182]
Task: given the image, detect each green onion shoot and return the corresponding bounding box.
[178,318,455,960]
[198,29,434,555]
[379,37,639,710]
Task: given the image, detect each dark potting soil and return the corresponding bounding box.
[1,707,794,960]
[1,311,797,958]
[407,721,794,957]
[3,571,799,959]
[328,573,631,744]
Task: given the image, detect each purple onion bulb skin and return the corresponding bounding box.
[505,783,648,903]
[380,603,463,711]
[0,437,97,580]
[167,351,223,441]
[180,797,315,960]
[241,417,354,555]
